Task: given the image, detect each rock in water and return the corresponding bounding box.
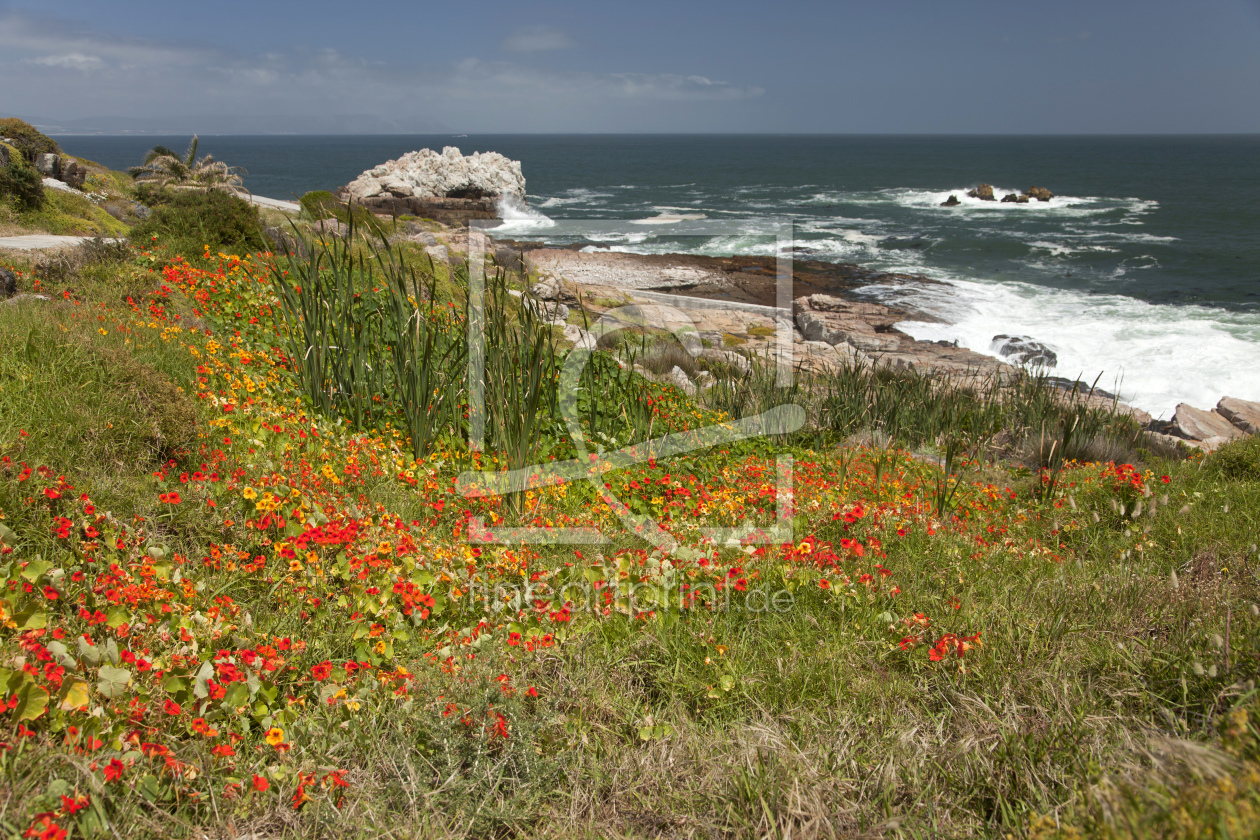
[990,335,1057,367]
[940,194,961,207]
[1024,185,1054,201]
[966,183,996,201]
[1172,403,1246,442]
[1000,193,1021,203]
[344,146,525,202]
[1216,396,1260,435]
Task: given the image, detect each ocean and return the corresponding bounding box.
[56,134,1260,418]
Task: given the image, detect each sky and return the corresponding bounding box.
[2,0,1259,134]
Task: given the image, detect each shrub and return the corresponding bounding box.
[299,190,340,220]
[0,117,61,163]
[1208,435,1260,482]
[130,188,266,256]
[0,144,45,210]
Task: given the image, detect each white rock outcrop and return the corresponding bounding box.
[343,146,525,202]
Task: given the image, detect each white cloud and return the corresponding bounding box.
[0,10,762,131]
[27,52,103,69]
[501,25,574,53]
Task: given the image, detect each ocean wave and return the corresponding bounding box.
[493,195,556,230]
[858,271,1260,417]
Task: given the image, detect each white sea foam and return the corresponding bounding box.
[493,195,555,230]
[859,272,1260,418]
[630,212,708,225]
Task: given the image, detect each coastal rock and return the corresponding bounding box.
[990,335,1057,367]
[424,244,449,263]
[562,324,597,351]
[343,146,526,202]
[60,158,86,190]
[35,153,60,178]
[966,184,996,201]
[667,365,697,396]
[1216,396,1260,435]
[1171,403,1245,442]
[793,294,902,352]
[1000,193,1020,203]
[1024,186,1054,202]
[940,194,961,207]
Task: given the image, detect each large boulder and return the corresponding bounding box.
[966,183,996,201]
[1024,185,1054,202]
[0,268,17,299]
[990,334,1057,367]
[343,146,526,202]
[60,158,86,190]
[1216,397,1260,435]
[940,194,960,207]
[35,153,60,178]
[1171,403,1246,442]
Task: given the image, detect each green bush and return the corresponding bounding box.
[0,144,45,210]
[129,188,266,256]
[1208,434,1260,481]
[0,117,61,163]
[299,190,339,220]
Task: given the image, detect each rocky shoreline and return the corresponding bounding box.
[332,148,1259,453]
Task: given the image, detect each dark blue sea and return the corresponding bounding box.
[56,134,1260,416]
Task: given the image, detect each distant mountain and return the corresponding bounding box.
[21,114,452,136]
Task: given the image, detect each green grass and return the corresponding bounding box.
[1,235,1259,840]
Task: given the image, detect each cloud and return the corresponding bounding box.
[27,52,103,69]
[0,10,761,131]
[501,25,574,53]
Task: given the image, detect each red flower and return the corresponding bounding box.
[252,774,269,792]
[163,699,182,716]
[103,759,126,783]
[43,586,59,600]
[310,661,331,681]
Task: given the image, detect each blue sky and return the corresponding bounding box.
[3,0,1259,133]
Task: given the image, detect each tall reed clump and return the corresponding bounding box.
[268,217,467,456]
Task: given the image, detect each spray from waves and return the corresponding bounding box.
[858,272,1260,418]
[494,195,555,230]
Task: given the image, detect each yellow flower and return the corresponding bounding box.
[242,487,257,500]
[265,727,285,746]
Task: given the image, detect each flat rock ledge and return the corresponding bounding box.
[515,246,1151,422]
[1149,398,1260,452]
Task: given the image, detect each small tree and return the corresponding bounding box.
[130,136,249,197]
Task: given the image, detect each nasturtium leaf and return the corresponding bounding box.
[719,675,735,692]
[138,773,162,801]
[105,607,131,629]
[19,555,51,582]
[146,546,166,561]
[246,672,261,698]
[193,661,215,699]
[13,603,47,630]
[223,682,248,709]
[97,665,132,699]
[77,636,102,665]
[58,679,91,711]
[0,522,16,543]
[104,638,120,665]
[14,682,50,721]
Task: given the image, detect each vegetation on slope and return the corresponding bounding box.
[0,200,1257,840]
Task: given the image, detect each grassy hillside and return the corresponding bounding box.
[0,210,1258,840]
